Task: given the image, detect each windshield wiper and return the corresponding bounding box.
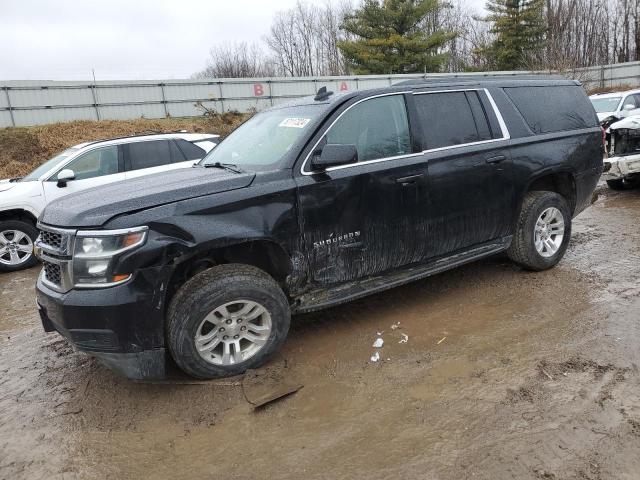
[202,162,244,174]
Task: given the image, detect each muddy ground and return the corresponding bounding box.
[2,184,640,480]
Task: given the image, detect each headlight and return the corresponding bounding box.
[72,227,148,287]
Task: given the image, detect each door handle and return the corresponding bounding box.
[395,174,423,185]
[486,155,507,164]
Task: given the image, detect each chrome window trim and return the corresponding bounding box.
[300,91,412,175]
[300,88,510,176]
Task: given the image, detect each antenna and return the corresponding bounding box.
[314,86,334,101]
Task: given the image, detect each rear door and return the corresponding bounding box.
[414,89,515,258]
[295,93,430,285]
[124,139,198,180]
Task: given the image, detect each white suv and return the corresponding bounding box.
[0,132,218,272]
[589,90,640,122]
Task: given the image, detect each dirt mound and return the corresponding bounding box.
[0,113,246,179]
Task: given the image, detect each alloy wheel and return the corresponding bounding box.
[534,207,565,258]
[194,300,272,366]
[0,229,34,266]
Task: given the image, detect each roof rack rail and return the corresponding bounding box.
[80,130,197,148]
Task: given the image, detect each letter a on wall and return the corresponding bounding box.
[340,82,349,91]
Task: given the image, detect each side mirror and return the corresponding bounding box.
[624,104,636,111]
[57,169,75,188]
[310,144,358,171]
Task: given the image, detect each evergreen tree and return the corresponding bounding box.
[482,0,546,70]
[338,0,456,74]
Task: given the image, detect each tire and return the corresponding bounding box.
[0,219,39,273]
[507,191,572,272]
[166,264,291,379]
[606,179,625,190]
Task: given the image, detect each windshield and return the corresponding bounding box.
[21,147,80,181]
[200,105,323,170]
[590,97,622,114]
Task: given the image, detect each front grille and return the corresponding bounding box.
[36,224,75,293]
[43,260,62,286]
[39,230,63,249]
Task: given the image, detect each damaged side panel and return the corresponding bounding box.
[105,171,307,297]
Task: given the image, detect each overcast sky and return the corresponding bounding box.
[1,0,486,81]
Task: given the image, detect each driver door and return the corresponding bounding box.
[295,93,429,285]
[42,145,125,204]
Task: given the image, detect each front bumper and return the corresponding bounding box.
[35,266,172,380]
[603,154,640,180]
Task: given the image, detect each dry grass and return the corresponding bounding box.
[587,83,635,95]
[0,113,247,179]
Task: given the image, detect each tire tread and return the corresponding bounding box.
[507,191,571,271]
[166,264,290,379]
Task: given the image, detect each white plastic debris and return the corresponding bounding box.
[391,322,401,330]
[399,333,408,344]
[372,337,384,348]
[370,351,380,362]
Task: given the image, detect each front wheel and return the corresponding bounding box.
[166,264,291,379]
[0,220,39,273]
[507,191,571,271]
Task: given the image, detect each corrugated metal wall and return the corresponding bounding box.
[2,62,639,128]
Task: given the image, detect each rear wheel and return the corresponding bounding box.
[0,220,38,273]
[166,264,290,379]
[606,179,625,190]
[507,191,571,271]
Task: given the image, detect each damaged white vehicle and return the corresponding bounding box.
[603,116,640,190]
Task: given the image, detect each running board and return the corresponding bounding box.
[293,236,512,314]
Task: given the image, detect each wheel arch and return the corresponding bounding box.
[522,170,577,215]
[0,208,38,226]
[165,238,294,309]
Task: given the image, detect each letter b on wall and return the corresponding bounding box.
[254,84,265,96]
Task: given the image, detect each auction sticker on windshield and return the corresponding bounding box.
[279,118,311,128]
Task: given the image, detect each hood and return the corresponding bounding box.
[0,179,42,203]
[41,166,255,227]
[609,115,640,131]
[0,178,20,193]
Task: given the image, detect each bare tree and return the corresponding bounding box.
[193,0,640,81]
[439,0,494,72]
[193,42,276,79]
[264,1,351,77]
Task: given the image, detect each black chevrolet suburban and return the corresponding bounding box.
[35,76,602,380]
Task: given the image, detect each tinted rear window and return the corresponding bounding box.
[127,140,172,170]
[505,86,598,134]
[414,91,493,150]
[175,139,206,161]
